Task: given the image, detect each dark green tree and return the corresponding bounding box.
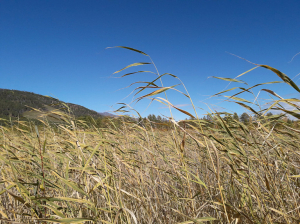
[233,112,239,121]
[240,112,250,123]
[157,115,162,122]
[147,114,157,122]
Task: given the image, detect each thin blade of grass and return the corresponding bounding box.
[113,62,151,75]
[224,96,255,105]
[260,64,300,92]
[51,171,88,197]
[136,84,180,101]
[211,76,247,85]
[155,97,195,118]
[37,218,94,223]
[235,102,260,115]
[107,46,148,56]
[121,70,156,78]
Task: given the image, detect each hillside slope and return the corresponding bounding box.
[0,88,103,119]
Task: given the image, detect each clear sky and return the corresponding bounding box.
[1,0,300,120]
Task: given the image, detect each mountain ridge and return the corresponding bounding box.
[0,88,115,119]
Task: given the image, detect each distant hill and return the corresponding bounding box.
[98,112,117,117]
[0,88,105,119]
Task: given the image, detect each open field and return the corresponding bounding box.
[1,110,300,223]
[1,48,300,223]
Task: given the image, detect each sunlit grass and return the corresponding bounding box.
[1,47,300,223]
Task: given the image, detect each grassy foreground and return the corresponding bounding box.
[1,48,300,223]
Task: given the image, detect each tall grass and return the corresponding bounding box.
[1,47,300,223]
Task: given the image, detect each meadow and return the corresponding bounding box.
[1,47,300,223]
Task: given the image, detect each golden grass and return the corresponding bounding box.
[1,47,300,223]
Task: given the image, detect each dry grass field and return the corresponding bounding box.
[1,48,300,223]
[1,110,300,223]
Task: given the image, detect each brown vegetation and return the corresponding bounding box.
[1,47,300,223]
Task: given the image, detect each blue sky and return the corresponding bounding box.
[1,0,300,120]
